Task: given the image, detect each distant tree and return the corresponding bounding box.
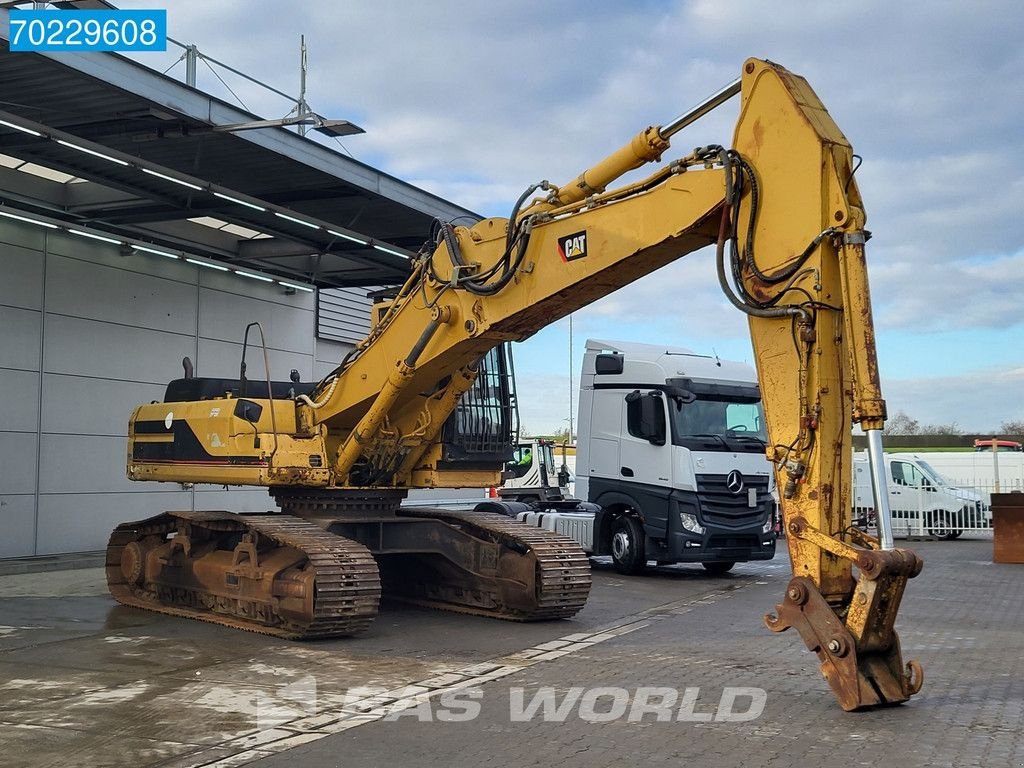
[885,411,919,435]
[549,427,572,444]
[918,421,962,436]
[519,426,533,438]
[1000,419,1024,436]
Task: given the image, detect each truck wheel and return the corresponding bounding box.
[702,561,735,576]
[610,516,646,574]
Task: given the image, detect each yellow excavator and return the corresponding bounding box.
[107,58,923,711]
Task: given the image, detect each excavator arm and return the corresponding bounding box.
[125,58,922,709]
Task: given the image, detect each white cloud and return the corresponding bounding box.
[884,366,1024,432]
[123,0,1024,433]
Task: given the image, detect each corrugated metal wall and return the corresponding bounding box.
[0,218,357,557]
[316,287,376,344]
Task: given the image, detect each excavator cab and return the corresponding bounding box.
[439,344,520,470]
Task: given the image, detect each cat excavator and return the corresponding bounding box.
[107,58,923,711]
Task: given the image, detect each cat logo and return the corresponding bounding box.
[557,231,588,262]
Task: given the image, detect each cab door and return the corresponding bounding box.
[618,390,674,537]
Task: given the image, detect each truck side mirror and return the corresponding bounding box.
[626,390,666,446]
[595,353,624,375]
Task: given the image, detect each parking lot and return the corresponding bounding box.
[1,535,1021,768]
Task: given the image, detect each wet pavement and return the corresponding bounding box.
[1,534,1021,768]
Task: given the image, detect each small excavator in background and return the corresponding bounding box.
[107,58,923,711]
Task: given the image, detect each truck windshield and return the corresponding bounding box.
[670,396,767,452]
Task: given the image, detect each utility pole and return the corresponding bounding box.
[297,36,309,136]
[568,314,574,444]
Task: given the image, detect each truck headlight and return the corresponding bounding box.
[762,517,774,534]
[680,512,705,534]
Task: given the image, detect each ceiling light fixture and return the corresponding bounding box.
[133,244,180,259]
[274,211,321,230]
[186,257,230,271]
[327,228,369,245]
[69,228,123,245]
[142,167,203,191]
[0,119,42,137]
[0,209,58,229]
[235,270,274,282]
[277,280,314,293]
[56,139,129,167]
[213,191,267,212]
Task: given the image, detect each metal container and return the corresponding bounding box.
[992,493,1024,564]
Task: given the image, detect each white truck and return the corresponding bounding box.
[852,452,990,539]
[500,340,777,574]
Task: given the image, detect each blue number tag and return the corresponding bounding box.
[8,9,167,52]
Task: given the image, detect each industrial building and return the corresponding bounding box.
[0,27,474,557]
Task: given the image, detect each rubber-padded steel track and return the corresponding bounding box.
[106,511,380,639]
[399,508,592,620]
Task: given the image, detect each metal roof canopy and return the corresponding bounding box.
[0,7,480,288]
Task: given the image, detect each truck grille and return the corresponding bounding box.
[695,474,771,529]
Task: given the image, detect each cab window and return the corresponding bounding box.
[508,443,534,478]
[891,461,929,487]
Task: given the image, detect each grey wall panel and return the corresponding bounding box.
[0,219,380,557]
[0,369,40,432]
[38,434,136,494]
[0,495,36,557]
[314,338,355,380]
[197,338,313,381]
[46,230,199,286]
[43,314,195,384]
[0,433,37,494]
[0,306,42,370]
[47,253,198,335]
[199,269,315,311]
[41,375,165,437]
[0,241,43,311]
[0,219,48,254]
[198,288,314,355]
[35,490,192,555]
[193,487,275,513]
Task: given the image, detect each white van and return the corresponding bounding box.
[853,452,989,539]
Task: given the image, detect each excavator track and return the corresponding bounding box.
[273,490,592,622]
[388,508,592,621]
[106,511,380,639]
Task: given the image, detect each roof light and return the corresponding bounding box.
[133,245,180,259]
[278,280,314,293]
[235,270,274,282]
[213,191,267,212]
[186,257,230,272]
[56,139,129,167]
[0,209,58,229]
[275,211,321,230]
[373,243,410,259]
[327,228,369,245]
[0,119,41,138]
[142,167,203,191]
[69,229,123,245]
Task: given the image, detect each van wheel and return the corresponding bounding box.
[702,561,735,576]
[927,511,960,540]
[610,516,646,574]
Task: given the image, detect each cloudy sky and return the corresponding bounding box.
[126,0,1023,434]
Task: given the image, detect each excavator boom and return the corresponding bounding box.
[115,59,922,710]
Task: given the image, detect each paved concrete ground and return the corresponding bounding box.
[1,534,1021,768]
